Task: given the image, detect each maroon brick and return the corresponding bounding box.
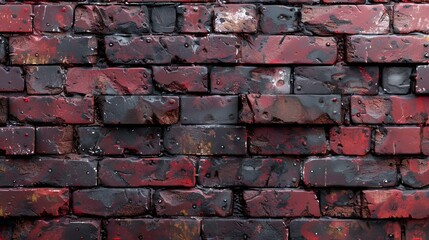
[363,189,429,219]
[36,126,73,154]
[152,6,176,33]
[0,157,97,187]
[0,188,69,217]
[181,96,238,124]
[154,189,232,217]
[75,5,149,34]
[303,156,398,187]
[416,65,429,94]
[322,0,365,3]
[202,219,288,240]
[374,127,421,155]
[330,126,371,155]
[290,219,401,240]
[153,66,208,93]
[250,127,327,155]
[243,189,320,217]
[347,35,429,63]
[0,5,32,32]
[99,156,196,187]
[0,97,6,124]
[102,96,179,125]
[214,4,258,33]
[422,127,429,155]
[73,188,150,217]
[0,127,35,155]
[260,5,299,34]
[0,66,24,92]
[406,220,429,240]
[241,35,337,64]
[401,159,429,188]
[164,126,246,155]
[382,67,412,94]
[210,66,291,94]
[302,5,389,35]
[105,219,201,240]
[78,127,161,155]
[10,35,97,64]
[25,66,65,94]
[198,157,300,188]
[177,4,212,33]
[9,96,94,124]
[294,66,379,95]
[394,3,429,34]
[34,5,73,32]
[280,0,320,3]
[320,190,361,218]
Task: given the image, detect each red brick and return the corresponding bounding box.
[214,4,258,33]
[330,126,371,155]
[260,5,299,34]
[363,189,429,219]
[198,157,300,188]
[9,96,94,124]
[382,67,412,94]
[105,219,201,240]
[210,66,291,94]
[0,5,32,32]
[0,66,24,92]
[36,126,73,154]
[320,190,361,218]
[25,66,65,94]
[181,96,238,124]
[202,219,288,240]
[401,159,429,188]
[290,219,401,240]
[422,127,429,155]
[10,35,97,64]
[0,188,69,217]
[99,156,196,187]
[394,3,429,34]
[347,35,429,63]
[151,6,176,33]
[0,157,97,187]
[241,35,337,64]
[243,189,320,217]
[152,66,208,93]
[73,188,150,217]
[154,189,232,217]
[66,68,152,95]
[303,156,398,187]
[294,66,379,95]
[375,127,421,155]
[75,5,149,34]
[406,220,429,240]
[177,4,212,33]
[34,5,73,32]
[281,0,320,3]
[77,127,161,155]
[415,65,429,94]
[0,127,35,155]
[164,126,247,155]
[322,0,365,3]
[302,5,389,35]
[250,127,327,155]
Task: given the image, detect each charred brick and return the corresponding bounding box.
[0,66,24,92]
[25,66,65,95]
[152,6,176,33]
[0,97,6,124]
[320,190,361,218]
[260,5,299,34]
[177,4,212,33]
[0,127,35,155]
[374,127,421,155]
[0,37,5,63]
[34,5,73,32]
[214,4,258,33]
[36,126,73,154]
[330,126,371,155]
[400,159,429,188]
[0,5,32,32]
[181,96,238,124]
[382,67,412,94]
[153,66,208,93]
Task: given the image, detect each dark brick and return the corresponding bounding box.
[260,5,299,34]
[382,67,412,94]
[198,157,300,188]
[105,219,201,240]
[0,37,5,63]
[153,66,208,93]
[279,0,320,3]
[9,96,94,124]
[303,156,398,187]
[99,156,196,187]
[0,126,35,155]
[164,126,246,155]
[36,126,73,154]
[249,127,327,155]
[214,4,258,33]
[210,66,291,94]
[0,97,6,124]
[406,220,429,240]
[394,3,429,34]
[374,127,421,155]
[177,4,212,33]
[202,219,288,240]
[152,6,176,33]
[78,127,161,155]
[25,66,65,95]
[73,188,150,217]
[181,96,238,124]
[0,221,12,240]
[330,126,371,155]
[241,35,337,64]
[415,65,429,94]
[0,157,97,187]
[422,127,429,155]
[320,190,361,218]
[400,159,429,188]
[102,96,179,125]
[243,189,320,217]
[0,66,24,92]
[75,5,149,34]
[154,189,232,217]
[0,188,69,217]
[294,66,379,95]
[34,5,73,32]
[323,0,365,3]
[0,5,32,32]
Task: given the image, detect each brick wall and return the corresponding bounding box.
[0,0,427,239]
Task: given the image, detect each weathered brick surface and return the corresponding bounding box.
[320,189,361,218]
[400,159,429,188]
[382,67,412,94]
[181,96,238,124]
[406,220,429,240]
[416,65,429,94]
[374,127,421,154]
[214,4,258,33]
[260,5,299,34]
[36,126,73,154]
[34,5,73,32]
[394,3,429,33]
[25,66,65,94]
[177,5,212,33]
[0,5,32,33]
[153,66,208,93]
[330,126,371,155]
[0,127,35,155]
